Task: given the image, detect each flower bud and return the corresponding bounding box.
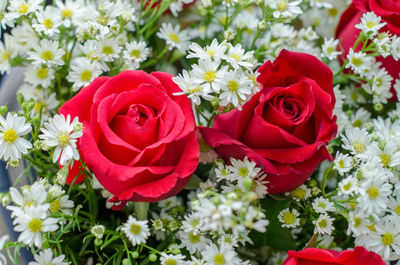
[149,253,157,262]
[0,106,7,116]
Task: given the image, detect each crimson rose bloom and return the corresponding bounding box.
[336,0,400,100]
[282,246,386,265]
[59,70,199,205]
[200,50,337,194]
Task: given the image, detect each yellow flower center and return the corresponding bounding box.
[130,223,141,235]
[343,182,352,191]
[351,57,363,67]
[61,9,73,19]
[130,49,141,58]
[1,50,11,62]
[239,167,248,177]
[203,71,216,83]
[3,129,18,143]
[43,18,54,29]
[41,50,54,61]
[230,54,240,61]
[395,205,400,216]
[326,46,334,55]
[102,46,114,55]
[97,15,109,26]
[368,186,379,199]
[80,70,92,82]
[317,202,326,208]
[189,232,200,243]
[352,119,362,128]
[36,68,48,79]
[188,86,201,95]
[168,33,180,43]
[165,260,177,265]
[28,218,42,233]
[366,21,377,29]
[291,188,306,199]
[18,3,29,14]
[380,154,391,167]
[328,7,338,17]
[228,80,239,92]
[354,217,362,227]
[34,102,46,113]
[352,142,365,153]
[276,0,287,12]
[214,254,225,265]
[206,49,215,58]
[318,219,327,228]
[50,199,61,213]
[199,139,210,152]
[282,212,296,224]
[381,233,394,246]
[58,132,70,147]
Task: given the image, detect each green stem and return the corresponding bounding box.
[134,202,149,220]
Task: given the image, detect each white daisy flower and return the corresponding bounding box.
[9,21,38,54]
[173,70,212,105]
[358,177,392,216]
[228,157,261,184]
[24,65,55,88]
[341,127,371,156]
[267,0,303,18]
[321,38,341,60]
[7,0,43,20]
[287,184,311,202]
[0,0,14,30]
[371,68,393,93]
[203,243,240,265]
[345,49,372,75]
[67,57,102,91]
[39,114,83,165]
[48,194,74,215]
[157,23,190,54]
[29,248,68,265]
[223,43,254,70]
[32,6,61,36]
[187,39,227,62]
[55,0,84,27]
[355,12,386,37]
[310,0,332,8]
[7,182,47,214]
[219,69,253,108]
[366,143,400,168]
[312,197,335,213]
[160,252,186,265]
[391,35,400,61]
[278,208,300,229]
[333,152,353,176]
[0,34,16,74]
[338,176,360,196]
[0,113,32,161]
[123,41,150,65]
[181,213,204,235]
[27,39,65,66]
[313,214,335,235]
[95,38,122,63]
[14,205,58,248]
[347,211,371,236]
[121,216,150,246]
[191,59,228,93]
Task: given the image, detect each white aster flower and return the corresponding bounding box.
[392,35,400,61]
[341,127,371,156]
[287,184,311,202]
[313,213,335,235]
[345,49,371,75]
[338,176,360,196]
[32,6,61,36]
[157,23,190,54]
[121,216,150,246]
[160,253,186,265]
[95,38,122,62]
[312,197,335,213]
[278,208,300,229]
[310,0,332,8]
[24,65,55,88]
[29,248,68,265]
[223,43,254,70]
[7,0,43,19]
[219,69,253,108]
[333,152,353,176]
[173,70,212,105]
[0,113,32,161]
[358,177,392,216]
[7,182,47,214]
[191,59,227,93]
[321,38,341,60]
[181,213,204,235]
[347,211,371,236]
[67,57,102,91]
[55,0,84,27]
[39,114,82,165]
[0,34,16,74]
[178,230,210,254]
[355,12,386,37]
[27,39,65,66]
[267,0,303,19]
[123,41,150,65]
[48,194,74,215]
[14,205,58,248]
[187,39,227,62]
[203,243,240,265]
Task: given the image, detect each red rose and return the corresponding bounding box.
[282,246,386,265]
[200,50,337,194]
[59,70,199,204]
[335,0,400,100]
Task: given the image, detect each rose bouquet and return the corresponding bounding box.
[0,0,399,264]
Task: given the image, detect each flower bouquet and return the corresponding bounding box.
[0,0,400,264]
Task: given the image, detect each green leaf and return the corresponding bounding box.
[184,174,203,190]
[253,197,296,251]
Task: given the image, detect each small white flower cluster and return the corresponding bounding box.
[149,157,269,264]
[257,23,322,60]
[335,117,400,261]
[173,39,259,109]
[4,180,74,248]
[265,0,303,19]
